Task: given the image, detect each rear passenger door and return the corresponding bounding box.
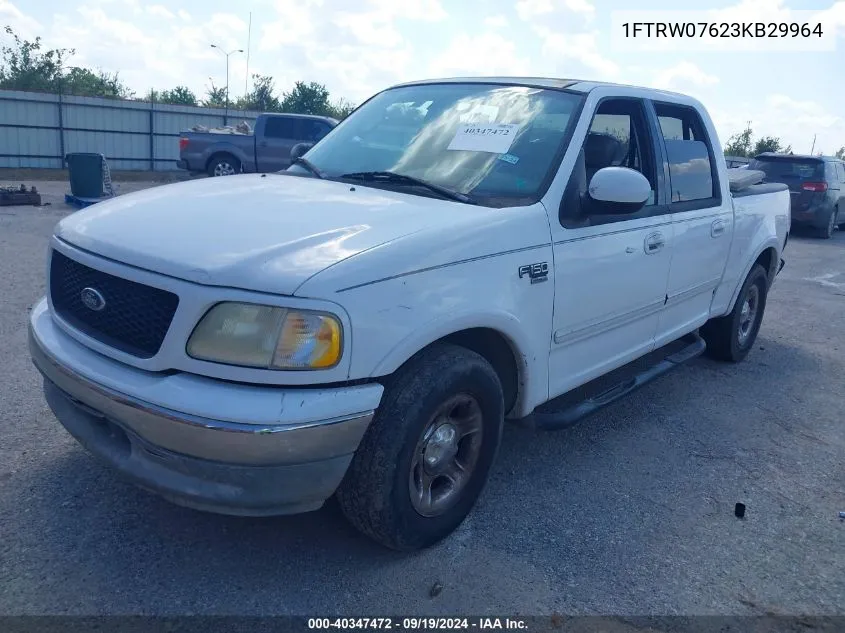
[649,101,733,346]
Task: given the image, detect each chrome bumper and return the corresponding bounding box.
[28,301,381,515]
[29,328,374,466]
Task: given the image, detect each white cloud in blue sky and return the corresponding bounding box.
[2,0,843,153]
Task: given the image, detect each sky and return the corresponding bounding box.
[2,0,843,154]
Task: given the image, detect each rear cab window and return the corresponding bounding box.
[652,102,721,211]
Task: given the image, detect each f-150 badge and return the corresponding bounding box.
[518,262,549,284]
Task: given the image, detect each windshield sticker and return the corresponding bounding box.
[498,153,520,165]
[447,124,520,153]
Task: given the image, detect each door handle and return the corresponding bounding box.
[259,141,268,147]
[644,231,665,254]
[711,219,726,237]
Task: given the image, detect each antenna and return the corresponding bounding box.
[245,11,252,98]
[810,134,817,154]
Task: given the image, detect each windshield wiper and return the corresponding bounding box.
[291,156,326,179]
[340,171,476,204]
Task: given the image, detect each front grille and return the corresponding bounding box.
[49,250,179,358]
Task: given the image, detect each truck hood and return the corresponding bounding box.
[55,174,488,296]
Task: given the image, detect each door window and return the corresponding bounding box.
[296,119,332,142]
[561,98,658,227]
[652,102,721,209]
[836,162,845,183]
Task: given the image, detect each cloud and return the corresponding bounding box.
[651,62,719,91]
[427,32,533,77]
[332,11,404,48]
[484,15,508,29]
[564,0,595,17]
[146,5,174,20]
[816,0,845,36]
[710,93,844,155]
[766,94,840,129]
[367,0,448,22]
[536,28,619,78]
[515,0,553,21]
[517,0,594,21]
[0,0,42,35]
[259,0,320,50]
[177,9,190,21]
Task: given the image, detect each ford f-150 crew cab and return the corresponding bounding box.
[30,77,790,551]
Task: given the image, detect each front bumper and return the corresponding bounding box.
[29,298,383,516]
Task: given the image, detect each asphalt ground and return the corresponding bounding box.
[1,180,843,619]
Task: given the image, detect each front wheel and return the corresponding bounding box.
[700,264,768,363]
[336,344,504,551]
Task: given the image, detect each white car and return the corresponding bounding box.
[29,77,790,550]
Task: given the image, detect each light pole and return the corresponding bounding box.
[210,44,243,124]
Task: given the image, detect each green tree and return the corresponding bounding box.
[235,74,281,112]
[753,136,791,156]
[0,25,70,92]
[724,124,753,157]
[63,67,133,98]
[280,80,333,116]
[835,147,845,160]
[203,80,228,107]
[158,85,197,106]
[328,97,356,120]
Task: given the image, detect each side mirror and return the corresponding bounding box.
[585,167,651,215]
[290,142,314,161]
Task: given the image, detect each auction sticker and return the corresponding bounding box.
[447,124,519,153]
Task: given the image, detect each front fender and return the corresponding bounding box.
[372,309,546,419]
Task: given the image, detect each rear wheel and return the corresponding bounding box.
[336,344,504,551]
[817,207,837,239]
[207,154,240,177]
[700,264,768,363]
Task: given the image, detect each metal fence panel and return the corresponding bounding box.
[0,88,263,171]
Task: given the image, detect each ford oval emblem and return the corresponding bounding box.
[80,287,106,312]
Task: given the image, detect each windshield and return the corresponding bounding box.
[294,83,584,206]
[749,157,824,181]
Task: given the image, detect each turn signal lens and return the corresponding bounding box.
[272,311,341,369]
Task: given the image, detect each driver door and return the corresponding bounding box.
[548,97,674,399]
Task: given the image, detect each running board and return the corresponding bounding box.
[517,333,706,431]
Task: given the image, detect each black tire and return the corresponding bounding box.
[817,207,837,239]
[207,154,240,177]
[336,343,504,551]
[700,264,768,363]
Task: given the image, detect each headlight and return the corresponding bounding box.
[186,302,342,370]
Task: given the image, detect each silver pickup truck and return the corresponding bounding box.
[177,112,338,177]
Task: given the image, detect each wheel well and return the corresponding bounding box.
[754,246,778,283]
[440,328,520,415]
[206,152,239,170]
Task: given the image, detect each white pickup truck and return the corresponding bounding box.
[29,77,789,551]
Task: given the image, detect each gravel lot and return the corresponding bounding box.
[1,179,843,618]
